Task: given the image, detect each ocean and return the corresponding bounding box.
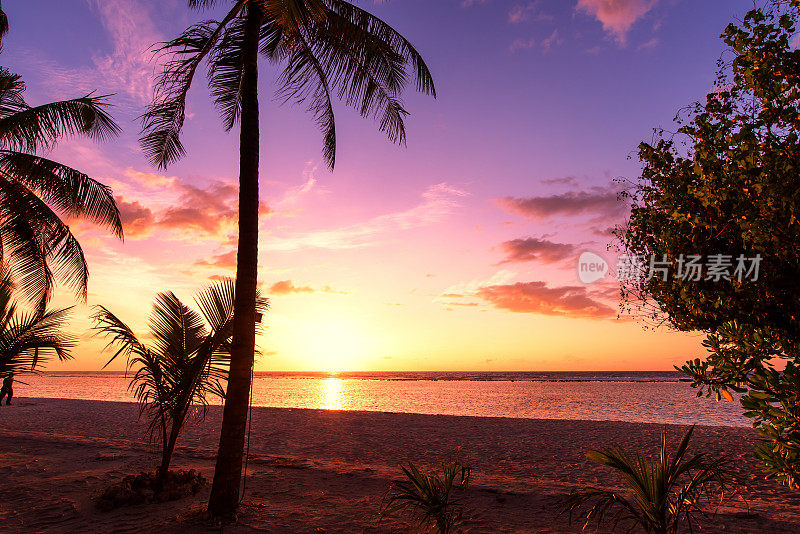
[17,370,748,427]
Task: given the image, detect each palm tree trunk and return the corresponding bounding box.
[208,2,262,517]
[157,419,182,487]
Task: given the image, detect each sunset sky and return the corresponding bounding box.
[4,0,752,372]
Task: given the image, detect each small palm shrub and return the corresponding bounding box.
[564,426,735,534]
[381,453,471,534]
[94,278,268,487]
[0,269,73,377]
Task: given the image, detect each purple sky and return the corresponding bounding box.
[3,0,752,371]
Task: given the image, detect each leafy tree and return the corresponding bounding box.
[0,67,122,312]
[0,268,73,378]
[381,453,471,534]
[618,1,800,488]
[141,0,435,515]
[93,279,268,486]
[565,426,734,534]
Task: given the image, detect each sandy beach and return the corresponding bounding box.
[1,398,799,533]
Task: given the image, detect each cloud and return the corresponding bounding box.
[116,197,155,239]
[541,29,563,53]
[510,37,538,53]
[498,237,578,264]
[267,280,342,295]
[156,181,239,237]
[477,281,615,318]
[196,250,237,269]
[637,37,659,50]
[497,185,624,220]
[508,3,553,24]
[576,0,657,45]
[112,174,244,241]
[124,168,177,189]
[18,0,162,110]
[263,182,468,251]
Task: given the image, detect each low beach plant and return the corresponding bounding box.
[381,452,471,533]
[93,278,267,488]
[564,426,735,534]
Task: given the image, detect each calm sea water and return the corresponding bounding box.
[18,371,748,427]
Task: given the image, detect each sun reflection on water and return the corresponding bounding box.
[322,377,343,410]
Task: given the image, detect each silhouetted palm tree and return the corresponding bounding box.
[94,278,268,486]
[0,67,122,312]
[564,426,735,534]
[141,0,435,514]
[0,268,74,378]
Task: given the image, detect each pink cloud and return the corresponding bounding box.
[497,185,624,220]
[576,0,657,45]
[116,197,155,239]
[477,281,616,319]
[267,280,343,296]
[498,237,577,264]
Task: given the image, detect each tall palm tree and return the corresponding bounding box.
[141,0,435,514]
[0,269,74,378]
[0,67,123,312]
[94,278,268,486]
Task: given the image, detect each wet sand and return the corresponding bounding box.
[1,397,799,533]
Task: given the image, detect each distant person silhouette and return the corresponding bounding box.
[0,375,13,405]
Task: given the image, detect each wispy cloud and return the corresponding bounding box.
[508,2,554,24]
[262,183,469,251]
[16,0,161,112]
[267,280,344,296]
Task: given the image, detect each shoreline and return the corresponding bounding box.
[13,395,748,429]
[2,398,798,532]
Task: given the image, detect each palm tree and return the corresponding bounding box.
[381,454,471,534]
[93,278,268,486]
[0,67,123,312]
[140,0,435,514]
[0,268,74,378]
[564,426,736,534]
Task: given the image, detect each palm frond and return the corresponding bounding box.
[140,2,246,168]
[0,69,27,118]
[0,178,89,308]
[325,0,436,97]
[564,426,735,534]
[382,453,470,534]
[0,286,74,378]
[275,30,338,167]
[207,14,247,131]
[148,291,206,362]
[0,150,123,238]
[92,305,150,367]
[0,94,120,153]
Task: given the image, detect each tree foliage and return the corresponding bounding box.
[0,67,122,312]
[140,0,436,171]
[619,1,800,488]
